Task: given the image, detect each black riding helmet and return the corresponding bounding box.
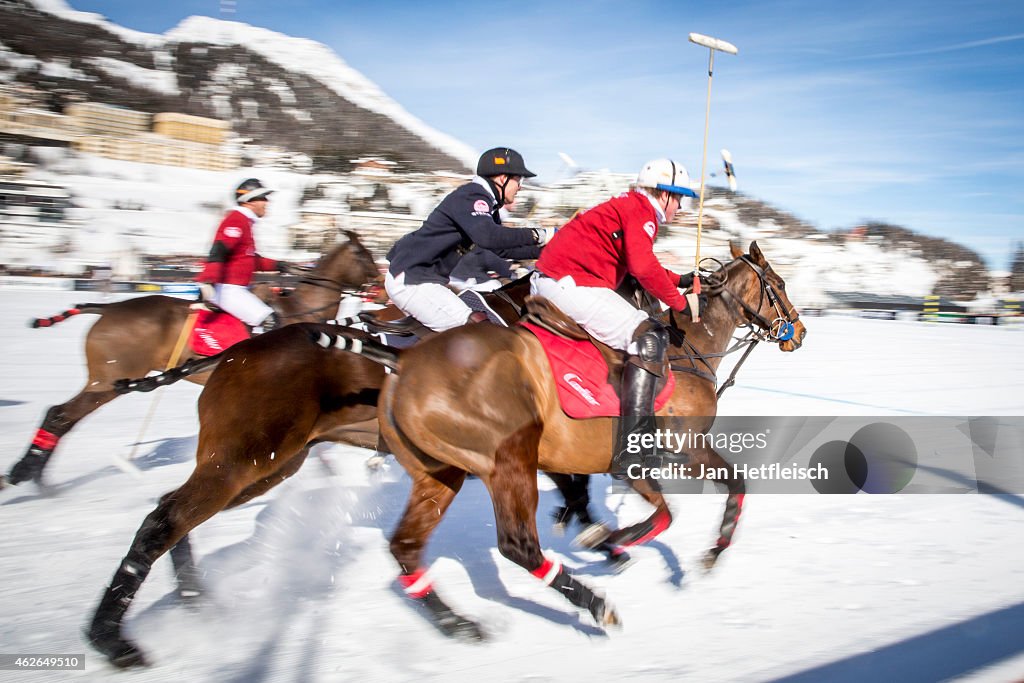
[477,148,535,208]
[476,148,536,179]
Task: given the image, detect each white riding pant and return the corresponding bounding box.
[212,284,274,326]
[530,273,649,353]
[385,271,472,332]
[449,277,503,292]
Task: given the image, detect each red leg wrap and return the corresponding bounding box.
[397,568,432,599]
[530,558,562,585]
[31,429,59,451]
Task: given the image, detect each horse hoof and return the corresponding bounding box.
[419,592,485,641]
[605,550,634,573]
[573,523,611,549]
[590,598,621,629]
[701,546,725,572]
[86,627,149,668]
[432,610,485,641]
[365,454,388,471]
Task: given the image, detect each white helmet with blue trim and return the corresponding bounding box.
[636,159,697,198]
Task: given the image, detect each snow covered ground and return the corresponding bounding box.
[1,290,1023,681]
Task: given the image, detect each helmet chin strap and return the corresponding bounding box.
[486,176,510,208]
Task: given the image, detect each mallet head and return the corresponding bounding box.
[688,32,738,55]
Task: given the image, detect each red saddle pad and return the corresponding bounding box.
[190,309,250,356]
[520,321,674,419]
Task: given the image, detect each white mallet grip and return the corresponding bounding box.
[688,33,738,55]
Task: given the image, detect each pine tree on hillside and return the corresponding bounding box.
[1010,242,1024,292]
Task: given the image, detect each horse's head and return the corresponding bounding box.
[316,229,384,291]
[711,241,806,352]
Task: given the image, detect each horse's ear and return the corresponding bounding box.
[342,229,361,244]
[749,241,766,265]
[729,241,743,259]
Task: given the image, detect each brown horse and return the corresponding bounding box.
[3,230,381,488]
[297,241,805,634]
[83,278,535,667]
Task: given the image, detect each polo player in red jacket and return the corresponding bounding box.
[196,178,289,330]
[532,158,706,476]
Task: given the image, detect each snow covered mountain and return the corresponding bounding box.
[0,0,476,173]
[0,0,1003,304]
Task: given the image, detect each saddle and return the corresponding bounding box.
[519,296,674,419]
[190,307,250,356]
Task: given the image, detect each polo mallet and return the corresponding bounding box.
[687,32,738,321]
[123,306,201,468]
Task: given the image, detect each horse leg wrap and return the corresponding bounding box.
[397,568,433,599]
[86,554,153,668]
[400,569,483,640]
[169,539,203,600]
[608,508,672,548]
[715,492,745,549]
[8,428,61,485]
[544,563,610,625]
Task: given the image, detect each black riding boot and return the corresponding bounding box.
[611,364,661,478]
[610,320,670,479]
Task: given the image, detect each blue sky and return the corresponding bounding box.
[67,0,1024,269]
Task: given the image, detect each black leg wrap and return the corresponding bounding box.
[169,538,203,600]
[416,591,484,641]
[549,569,608,625]
[86,554,153,668]
[8,446,52,485]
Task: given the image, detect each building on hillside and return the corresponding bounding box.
[153,112,229,146]
[66,102,150,137]
[73,132,240,171]
[0,91,240,171]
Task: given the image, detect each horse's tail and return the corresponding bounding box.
[29,303,106,328]
[113,354,224,394]
[309,327,401,373]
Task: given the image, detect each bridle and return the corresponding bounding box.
[274,246,382,321]
[718,256,800,344]
[668,254,801,397]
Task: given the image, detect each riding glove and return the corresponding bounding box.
[531,227,557,246]
[197,283,216,304]
[678,272,710,290]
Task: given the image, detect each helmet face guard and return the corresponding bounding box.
[477,147,536,178]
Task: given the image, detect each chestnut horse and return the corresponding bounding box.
[84,279,536,667]
[3,231,381,488]
[297,241,804,634]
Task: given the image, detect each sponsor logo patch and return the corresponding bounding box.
[224,226,242,238]
[563,372,600,406]
[473,200,490,214]
[643,221,657,240]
